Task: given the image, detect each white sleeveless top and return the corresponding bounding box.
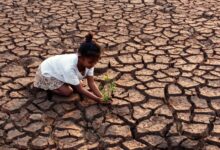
[40,53,94,85]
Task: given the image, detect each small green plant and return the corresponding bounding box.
[99,74,116,102]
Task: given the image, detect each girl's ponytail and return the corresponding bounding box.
[85,33,93,43]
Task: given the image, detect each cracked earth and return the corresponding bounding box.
[0,0,220,149]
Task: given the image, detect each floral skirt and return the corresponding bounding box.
[33,67,64,90]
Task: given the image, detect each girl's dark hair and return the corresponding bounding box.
[78,33,101,59]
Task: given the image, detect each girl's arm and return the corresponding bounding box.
[74,84,102,102]
[87,76,103,98]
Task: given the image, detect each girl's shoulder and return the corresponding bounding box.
[59,53,78,63]
[58,53,77,57]
[52,53,77,59]
[43,53,77,64]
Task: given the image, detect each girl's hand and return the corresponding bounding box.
[98,93,104,98]
[74,84,111,104]
[97,97,112,104]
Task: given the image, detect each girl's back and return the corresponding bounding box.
[40,54,77,77]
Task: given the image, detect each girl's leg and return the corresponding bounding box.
[52,84,74,96]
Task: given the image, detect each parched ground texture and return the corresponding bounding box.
[0,0,220,149]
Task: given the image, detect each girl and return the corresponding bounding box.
[34,33,105,103]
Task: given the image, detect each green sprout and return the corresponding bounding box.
[102,89,110,102]
[99,74,116,102]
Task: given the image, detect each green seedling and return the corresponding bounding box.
[102,89,110,102]
[99,74,116,102]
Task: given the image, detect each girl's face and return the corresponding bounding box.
[81,56,100,69]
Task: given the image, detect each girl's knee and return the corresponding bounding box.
[53,86,73,96]
[62,91,72,96]
[62,88,73,96]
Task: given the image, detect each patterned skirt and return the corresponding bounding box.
[33,67,64,90]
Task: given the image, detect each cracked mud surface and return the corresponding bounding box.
[0,0,220,149]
